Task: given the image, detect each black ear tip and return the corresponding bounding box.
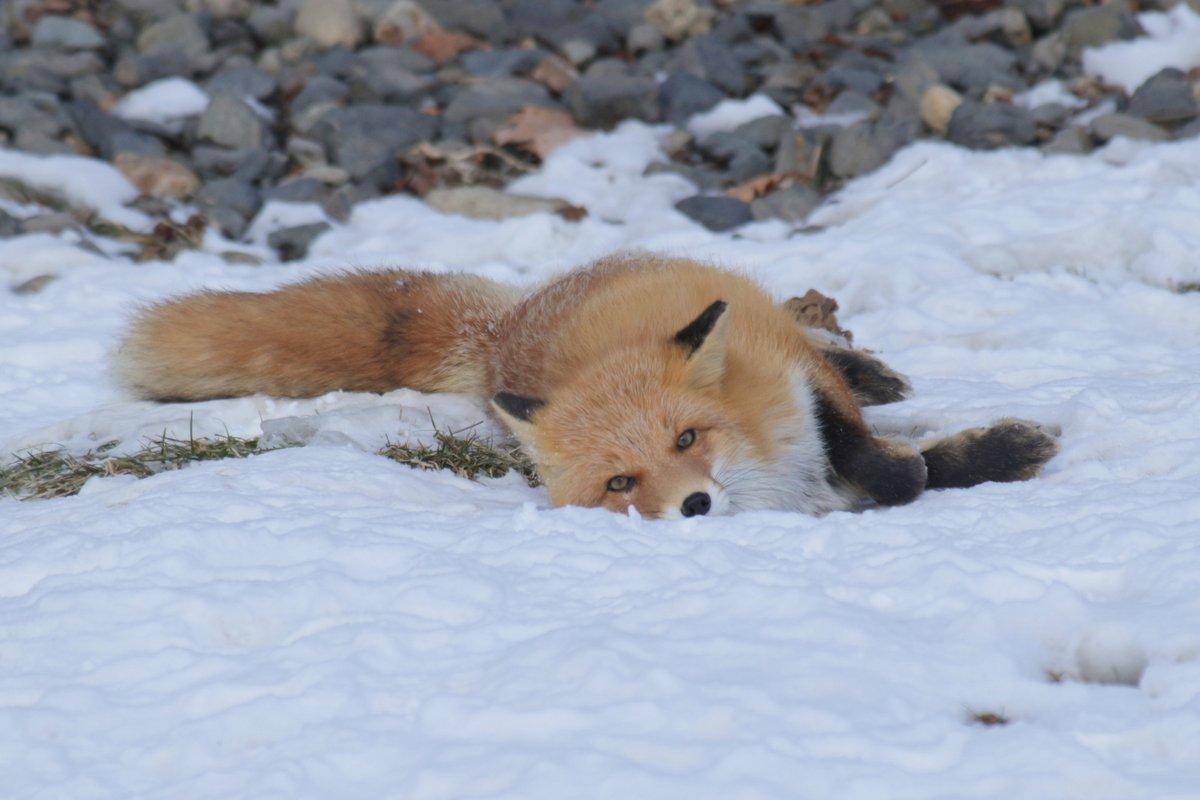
[492,391,545,423]
[673,299,728,353]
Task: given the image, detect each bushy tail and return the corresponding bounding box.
[114,271,520,401]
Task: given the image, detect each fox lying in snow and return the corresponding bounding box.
[115,255,1058,518]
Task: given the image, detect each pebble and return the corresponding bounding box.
[675,195,752,231]
[659,72,724,124]
[920,84,963,135]
[295,0,363,49]
[424,186,577,220]
[268,222,331,261]
[313,104,438,181]
[1127,69,1199,125]
[31,16,105,50]
[564,70,659,129]
[947,101,1037,149]
[136,13,210,59]
[197,93,268,150]
[194,177,262,238]
[1089,113,1168,143]
[750,185,819,224]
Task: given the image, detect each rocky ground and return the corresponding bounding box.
[2,0,1199,263]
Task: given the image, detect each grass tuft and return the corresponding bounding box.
[2,429,538,501]
[965,708,1011,727]
[379,430,539,486]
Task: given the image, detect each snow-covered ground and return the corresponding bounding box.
[5,94,1200,798]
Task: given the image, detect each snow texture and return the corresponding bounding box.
[686,94,786,138]
[112,76,211,125]
[3,120,1200,798]
[1082,4,1200,93]
[0,148,149,230]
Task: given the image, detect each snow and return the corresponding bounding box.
[1014,79,1087,110]
[113,76,210,125]
[5,118,1200,796]
[1082,4,1200,94]
[686,94,786,138]
[0,148,149,230]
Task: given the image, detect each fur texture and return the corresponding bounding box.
[115,255,1059,517]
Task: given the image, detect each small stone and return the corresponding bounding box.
[829,98,921,178]
[659,72,724,125]
[1041,126,1091,155]
[910,40,1018,92]
[1176,118,1200,141]
[12,274,58,295]
[424,186,578,220]
[947,101,1037,149]
[266,178,329,203]
[675,195,753,231]
[248,4,294,44]
[1031,32,1067,72]
[1128,68,1199,125]
[1062,5,1136,54]
[750,185,819,224]
[373,0,441,45]
[0,209,21,238]
[733,115,792,149]
[31,16,104,50]
[193,146,272,181]
[672,35,748,96]
[69,100,165,159]
[645,0,714,41]
[564,70,659,129]
[627,23,664,54]
[1018,0,1066,32]
[1089,113,1168,143]
[137,13,210,59]
[1029,102,1072,128]
[194,177,261,238]
[313,104,438,182]
[560,38,597,67]
[206,64,277,101]
[443,78,554,125]
[114,153,201,199]
[268,222,331,261]
[826,90,880,119]
[920,84,963,135]
[197,93,267,150]
[295,0,363,49]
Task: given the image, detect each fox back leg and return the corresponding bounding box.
[920,419,1060,489]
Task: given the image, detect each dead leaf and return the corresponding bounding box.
[783,290,852,342]
[412,30,480,65]
[493,106,585,160]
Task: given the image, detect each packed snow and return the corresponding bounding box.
[3,118,1200,797]
[1082,4,1200,93]
[112,76,211,126]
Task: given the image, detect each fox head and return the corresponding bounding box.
[491,300,757,519]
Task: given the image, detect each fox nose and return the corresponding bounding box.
[681,492,711,517]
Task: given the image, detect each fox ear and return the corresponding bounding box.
[491,392,545,445]
[673,300,729,389]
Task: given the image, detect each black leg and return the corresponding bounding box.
[813,392,927,506]
[922,419,1060,489]
[819,347,912,407]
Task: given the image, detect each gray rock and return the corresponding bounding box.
[1128,68,1199,125]
[774,6,830,48]
[826,90,881,119]
[192,146,272,181]
[137,13,210,59]
[909,38,1019,92]
[312,104,437,181]
[659,72,724,124]
[461,48,544,77]
[829,97,921,178]
[628,22,665,53]
[321,182,381,222]
[269,222,331,261]
[195,177,261,238]
[206,64,278,101]
[1176,118,1200,141]
[733,115,792,149]
[644,160,725,191]
[1017,0,1066,32]
[266,177,330,203]
[750,185,820,224]
[0,209,24,238]
[1062,5,1138,53]
[1041,126,1091,155]
[69,100,165,159]
[197,93,268,150]
[672,35,749,96]
[247,4,295,44]
[420,0,511,43]
[443,78,555,125]
[819,63,885,97]
[289,76,350,133]
[31,15,104,50]
[947,101,1037,149]
[1089,113,1168,143]
[0,93,74,152]
[1029,102,1072,128]
[698,132,773,183]
[1031,31,1067,72]
[675,195,753,231]
[560,38,597,66]
[1,49,105,94]
[349,49,437,103]
[564,71,659,129]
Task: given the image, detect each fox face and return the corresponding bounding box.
[492,301,747,519]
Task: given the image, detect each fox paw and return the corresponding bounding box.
[922,418,1060,490]
[821,347,913,407]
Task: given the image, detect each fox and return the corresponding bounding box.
[114,254,1059,518]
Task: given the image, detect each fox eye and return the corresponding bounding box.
[607,475,634,492]
[677,429,696,450]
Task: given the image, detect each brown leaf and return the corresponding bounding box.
[726,173,788,203]
[493,106,585,160]
[412,30,480,65]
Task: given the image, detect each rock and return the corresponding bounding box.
[1018,0,1066,32]
[418,0,510,43]
[2,49,106,95]
[829,98,921,178]
[675,195,753,231]
[30,16,104,50]
[564,70,659,129]
[268,222,331,261]
[825,90,879,119]
[750,185,819,224]
[443,78,555,125]
[21,212,77,234]
[1031,32,1067,72]
[628,23,664,53]
[461,48,544,78]
[206,64,277,101]
[68,100,165,159]
[919,84,963,135]
[909,39,1018,92]
[947,101,1037,149]
[1029,102,1072,128]
[424,186,579,220]
[0,93,74,153]
[1089,113,1168,143]
[192,145,272,181]
[289,75,350,133]
[659,72,724,124]
[530,54,579,94]
[137,13,210,59]
[247,4,294,44]
[312,104,437,181]
[114,153,201,199]
[1062,5,1136,53]
[672,36,748,96]
[1128,68,1199,125]
[194,177,261,238]
[0,209,21,238]
[197,93,267,150]
[266,177,330,203]
[733,115,792,149]
[1041,126,1091,155]
[645,0,714,41]
[373,0,441,45]
[295,0,363,49]
[698,132,772,183]
[560,38,597,67]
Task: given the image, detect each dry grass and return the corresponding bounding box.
[2,429,538,501]
[965,708,1011,727]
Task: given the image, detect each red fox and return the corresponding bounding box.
[115,254,1058,518]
